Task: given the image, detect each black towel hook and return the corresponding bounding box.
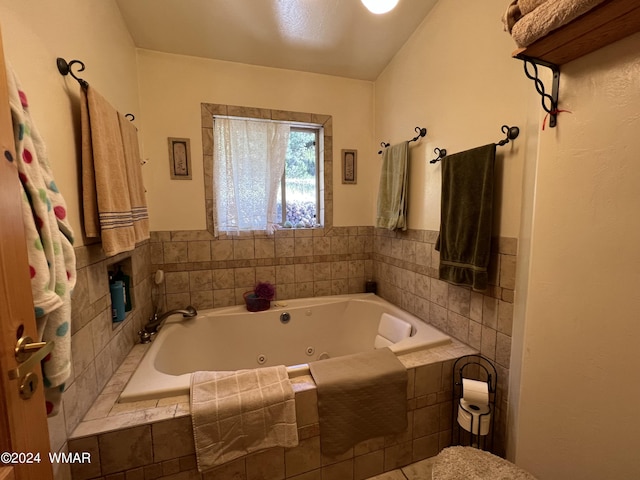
[498,125,520,146]
[56,57,89,89]
[430,147,447,164]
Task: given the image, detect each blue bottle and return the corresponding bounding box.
[110,280,126,322]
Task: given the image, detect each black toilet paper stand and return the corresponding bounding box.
[451,354,497,452]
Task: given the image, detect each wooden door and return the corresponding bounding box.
[0,24,54,480]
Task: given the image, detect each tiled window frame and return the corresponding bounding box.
[201,103,334,237]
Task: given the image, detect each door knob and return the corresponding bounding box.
[8,336,54,381]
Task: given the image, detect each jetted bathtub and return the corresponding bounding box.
[119,293,450,402]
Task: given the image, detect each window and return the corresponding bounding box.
[278,127,320,228]
[201,104,332,237]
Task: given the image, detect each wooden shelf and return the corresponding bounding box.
[512,0,640,65]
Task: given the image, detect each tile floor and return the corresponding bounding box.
[368,457,436,479]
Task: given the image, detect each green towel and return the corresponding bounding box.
[435,143,496,291]
[376,141,409,230]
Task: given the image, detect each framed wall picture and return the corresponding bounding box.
[168,137,192,180]
[341,149,357,184]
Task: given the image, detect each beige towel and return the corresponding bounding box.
[80,86,141,255]
[309,348,408,455]
[118,113,149,243]
[510,0,608,47]
[190,366,298,472]
[502,0,549,33]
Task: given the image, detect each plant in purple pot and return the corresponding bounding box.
[244,281,275,312]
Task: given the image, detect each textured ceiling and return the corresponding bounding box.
[115,0,439,81]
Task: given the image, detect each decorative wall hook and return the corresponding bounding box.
[56,57,89,89]
[430,147,447,164]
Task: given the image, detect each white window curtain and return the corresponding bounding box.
[213,117,290,235]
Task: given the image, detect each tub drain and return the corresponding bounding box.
[305,346,315,356]
[257,354,267,365]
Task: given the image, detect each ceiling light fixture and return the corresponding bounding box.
[361,0,399,14]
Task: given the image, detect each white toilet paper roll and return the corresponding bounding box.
[458,399,491,435]
[462,378,489,406]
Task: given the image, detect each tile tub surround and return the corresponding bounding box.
[48,241,155,479]
[149,226,375,311]
[372,228,517,456]
[149,227,517,454]
[67,341,476,480]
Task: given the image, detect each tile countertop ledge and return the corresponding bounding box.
[70,338,477,439]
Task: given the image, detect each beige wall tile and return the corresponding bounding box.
[430,279,448,308]
[482,296,498,329]
[152,417,195,462]
[295,263,314,283]
[480,326,497,361]
[295,238,314,256]
[189,270,212,291]
[276,237,295,257]
[211,239,234,260]
[212,269,234,289]
[330,236,348,255]
[255,238,276,259]
[234,267,256,288]
[414,364,442,397]
[202,456,246,479]
[166,272,190,293]
[447,285,470,317]
[99,425,153,475]
[354,450,384,480]
[68,436,101,480]
[213,289,235,308]
[187,241,211,262]
[246,447,285,480]
[276,265,296,284]
[497,300,513,336]
[285,437,321,477]
[322,459,354,480]
[499,254,516,289]
[383,441,412,471]
[163,242,188,263]
[234,238,255,259]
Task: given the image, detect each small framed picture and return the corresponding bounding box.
[341,149,357,184]
[168,137,192,180]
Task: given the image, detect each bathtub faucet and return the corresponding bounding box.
[139,306,198,343]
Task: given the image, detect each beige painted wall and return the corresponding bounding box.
[135,49,375,231]
[0,0,140,246]
[513,33,640,480]
[374,0,532,238]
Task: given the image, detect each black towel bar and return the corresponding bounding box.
[430,125,519,164]
[378,126,427,154]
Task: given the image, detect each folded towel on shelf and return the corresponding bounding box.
[376,141,409,231]
[502,0,549,33]
[435,144,496,292]
[7,64,76,416]
[80,86,148,255]
[374,313,412,349]
[309,347,408,455]
[508,0,608,47]
[190,366,298,472]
